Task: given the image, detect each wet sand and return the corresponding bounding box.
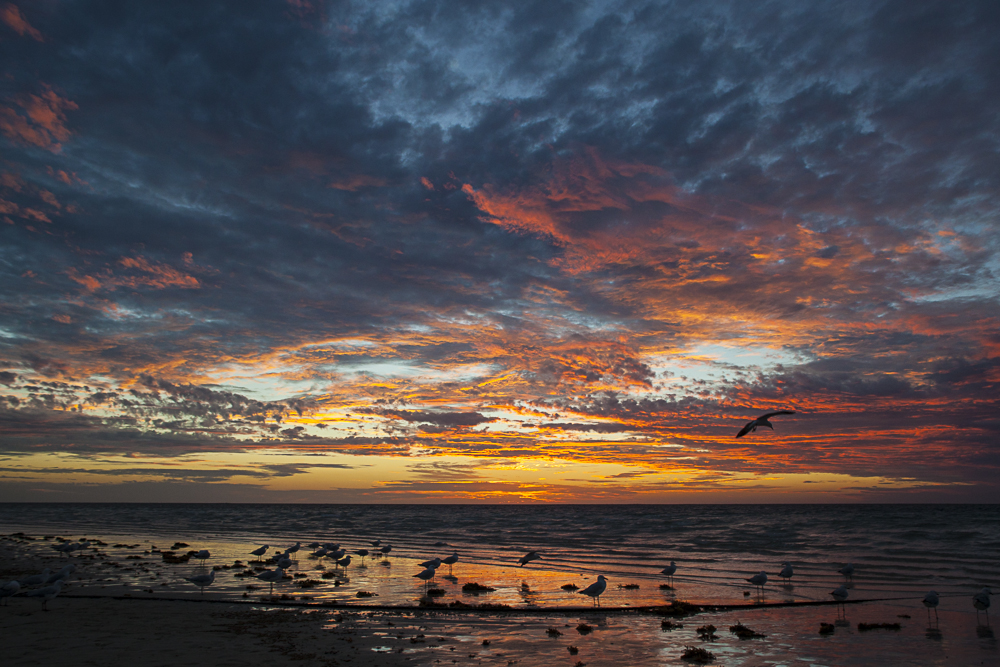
[3,534,997,666]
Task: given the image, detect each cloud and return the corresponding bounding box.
[0,85,76,151]
[0,0,997,500]
[1,3,42,41]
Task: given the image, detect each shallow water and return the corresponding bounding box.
[1,504,997,605]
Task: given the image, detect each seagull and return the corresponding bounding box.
[286,542,301,562]
[275,553,293,570]
[974,587,992,624]
[414,567,436,591]
[336,555,352,572]
[307,542,320,549]
[419,557,442,570]
[779,562,793,583]
[746,571,768,595]
[831,585,849,617]
[310,547,329,561]
[838,563,855,581]
[192,550,211,567]
[1,580,19,606]
[442,552,459,575]
[923,591,940,625]
[579,575,609,607]
[21,569,51,587]
[736,410,796,438]
[250,545,269,562]
[26,580,64,611]
[184,570,215,594]
[379,544,392,559]
[519,551,541,567]
[371,540,382,548]
[355,549,370,565]
[661,561,677,584]
[256,568,286,594]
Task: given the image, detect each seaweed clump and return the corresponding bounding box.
[858,622,901,632]
[696,624,717,641]
[462,582,496,593]
[681,646,715,664]
[561,583,579,591]
[729,621,767,639]
[819,623,835,635]
[576,623,593,635]
[546,627,563,637]
[661,620,683,631]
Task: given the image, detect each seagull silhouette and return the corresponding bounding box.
[736,411,796,438]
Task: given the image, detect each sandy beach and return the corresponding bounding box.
[3,530,998,666]
[4,591,999,667]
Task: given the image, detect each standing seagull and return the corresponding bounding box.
[414,566,436,592]
[286,542,301,562]
[974,587,992,625]
[192,550,211,568]
[838,564,855,581]
[336,555,352,573]
[831,585,849,618]
[661,561,678,586]
[923,591,940,625]
[256,568,286,594]
[379,544,392,560]
[26,580,64,611]
[779,562,794,583]
[746,571,768,596]
[250,545,269,562]
[442,552,459,575]
[355,549,370,565]
[736,411,796,438]
[579,575,609,607]
[419,557,442,571]
[184,570,215,594]
[519,551,542,567]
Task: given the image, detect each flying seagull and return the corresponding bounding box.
[736,411,796,438]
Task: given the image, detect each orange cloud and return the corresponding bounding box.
[68,256,201,293]
[0,85,77,152]
[1,3,42,41]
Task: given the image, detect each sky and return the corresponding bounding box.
[1,0,998,503]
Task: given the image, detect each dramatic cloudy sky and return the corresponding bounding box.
[1,0,998,502]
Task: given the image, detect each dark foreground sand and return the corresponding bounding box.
[4,593,999,667]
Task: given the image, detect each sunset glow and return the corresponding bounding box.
[1,1,997,502]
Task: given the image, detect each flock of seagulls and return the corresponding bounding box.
[2,535,994,627]
[1,564,75,610]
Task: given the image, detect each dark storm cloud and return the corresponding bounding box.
[360,408,495,428]
[1,0,998,498]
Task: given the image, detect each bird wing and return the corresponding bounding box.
[736,421,755,438]
[759,410,795,419]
